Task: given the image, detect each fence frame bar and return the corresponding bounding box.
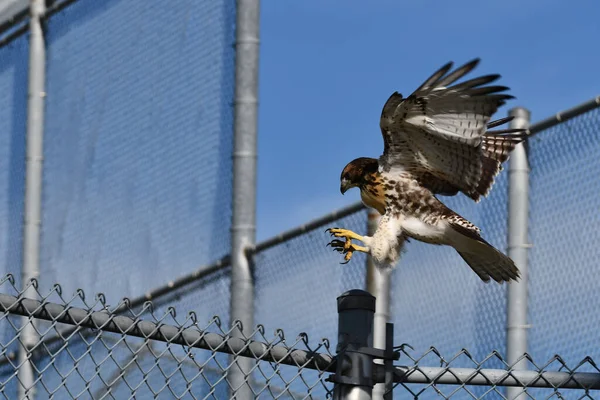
[528,95,600,136]
[371,271,392,400]
[391,365,600,389]
[369,207,392,400]
[18,0,46,398]
[0,293,338,372]
[0,0,85,49]
[0,0,28,35]
[506,107,532,400]
[250,202,365,254]
[229,0,261,398]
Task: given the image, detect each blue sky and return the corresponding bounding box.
[256,0,600,240]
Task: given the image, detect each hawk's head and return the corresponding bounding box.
[340,157,379,194]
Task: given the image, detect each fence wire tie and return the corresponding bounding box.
[349,346,399,362]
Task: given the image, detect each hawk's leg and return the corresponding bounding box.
[326,228,365,242]
[326,228,370,264]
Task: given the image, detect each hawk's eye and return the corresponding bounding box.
[342,173,350,181]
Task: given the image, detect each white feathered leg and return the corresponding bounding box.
[366,214,404,268]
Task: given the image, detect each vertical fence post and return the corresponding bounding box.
[366,209,394,400]
[506,107,531,400]
[19,0,47,398]
[365,209,379,296]
[228,0,260,398]
[333,290,375,400]
[371,270,392,400]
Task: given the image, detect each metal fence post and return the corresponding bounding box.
[229,0,260,398]
[366,209,394,400]
[19,0,47,398]
[506,107,531,400]
[365,209,379,296]
[372,269,392,400]
[333,289,376,400]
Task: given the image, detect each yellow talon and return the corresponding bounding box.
[326,228,365,242]
[344,238,353,251]
[344,251,353,263]
[350,244,369,253]
[326,228,369,264]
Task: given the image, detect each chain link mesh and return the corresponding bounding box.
[1,274,599,399]
[527,107,600,400]
[0,275,336,399]
[0,34,27,285]
[254,210,368,348]
[392,345,600,399]
[0,33,29,378]
[40,0,235,300]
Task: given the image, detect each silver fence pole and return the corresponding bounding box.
[18,0,46,399]
[367,210,393,400]
[506,107,531,400]
[372,268,392,400]
[333,290,376,400]
[228,0,260,398]
[365,209,379,295]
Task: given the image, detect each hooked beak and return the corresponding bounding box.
[340,179,350,195]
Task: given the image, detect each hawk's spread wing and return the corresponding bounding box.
[379,59,525,201]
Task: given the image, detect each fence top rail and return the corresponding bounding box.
[0,291,338,372]
[143,201,366,306]
[249,202,365,254]
[0,0,28,35]
[528,95,600,136]
[392,365,600,390]
[0,0,81,48]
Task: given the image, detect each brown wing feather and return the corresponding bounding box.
[469,131,526,201]
[414,118,526,201]
[378,59,517,200]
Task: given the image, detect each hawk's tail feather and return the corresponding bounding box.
[447,217,520,283]
[456,244,520,283]
[457,249,520,283]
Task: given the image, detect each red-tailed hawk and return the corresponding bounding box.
[327,59,525,283]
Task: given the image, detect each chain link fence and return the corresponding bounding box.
[38,0,236,299]
[254,209,368,345]
[0,30,27,284]
[527,106,600,400]
[2,275,600,399]
[1,1,600,399]
[0,275,335,399]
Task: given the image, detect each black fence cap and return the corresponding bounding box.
[337,289,375,312]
